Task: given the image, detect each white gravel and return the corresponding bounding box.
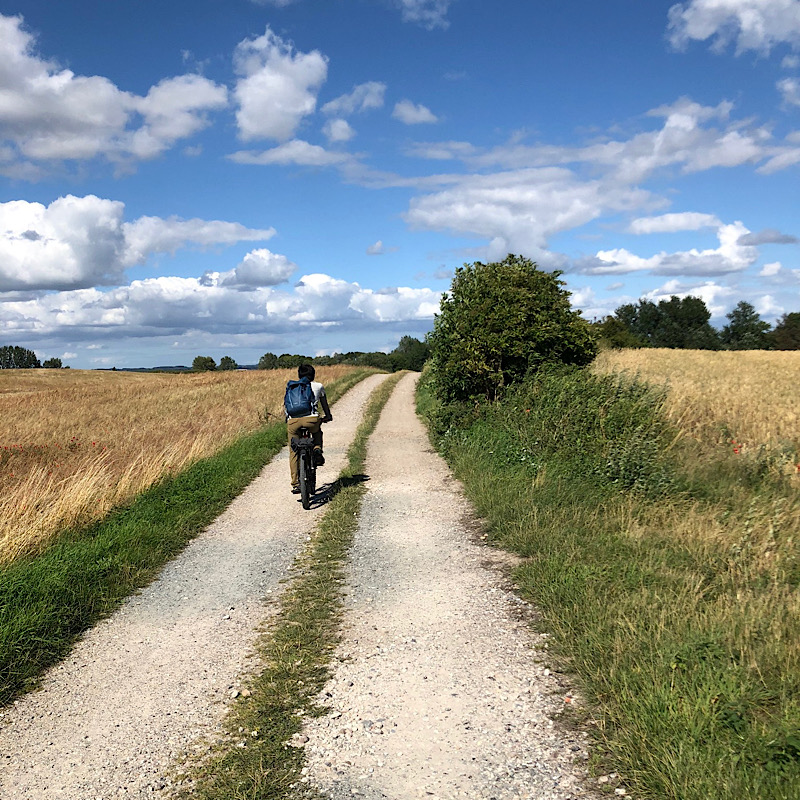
[299,373,600,800]
[0,372,389,800]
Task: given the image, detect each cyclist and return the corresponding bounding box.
[286,364,332,494]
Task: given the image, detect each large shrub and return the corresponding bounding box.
[427,254,596,403]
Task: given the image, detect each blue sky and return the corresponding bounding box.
[0,0,799,368]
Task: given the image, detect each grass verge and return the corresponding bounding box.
[0,369,376,708]
[173,371,405,800]
[417,365,800,800]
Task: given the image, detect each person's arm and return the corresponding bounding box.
[319,389,332,422]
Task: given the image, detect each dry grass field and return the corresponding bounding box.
[593,349,800,457]
[0,366,359,563]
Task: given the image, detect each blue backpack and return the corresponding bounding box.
[284,377,315,417]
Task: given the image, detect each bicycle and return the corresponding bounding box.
[291,425,319,509]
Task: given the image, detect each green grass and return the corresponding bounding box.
[417,365,800,800]
[0,369,376,708]
[174,371,405,800]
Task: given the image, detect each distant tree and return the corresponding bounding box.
[613,296,720,349]
[721,302,772,350]
[428,254,596,403]
[257,352,279,370]
[390,336,430,371]
[0,346,41,369]
[42,357,63,369]
[771,312,800,350]
[192,355,217,371]
[277,353,310,369]
[592,316,648,349]
[218,355,237,370]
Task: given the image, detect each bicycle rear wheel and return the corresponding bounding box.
[298,449,311,509]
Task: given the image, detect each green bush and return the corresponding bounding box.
[427,254,596,403]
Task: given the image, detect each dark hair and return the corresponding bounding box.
[298,363,315,381]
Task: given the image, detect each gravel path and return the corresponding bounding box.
[0,372,389,800]
[299,373,599,800]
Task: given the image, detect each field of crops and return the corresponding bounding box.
[0,366,357,563]
[594,348,800,466]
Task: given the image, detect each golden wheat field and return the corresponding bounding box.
[593,349,800,455]
[0,366,358,563]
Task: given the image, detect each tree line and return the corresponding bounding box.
[191,335,430,373]
[0,346,64,369]
[594,298,800,351]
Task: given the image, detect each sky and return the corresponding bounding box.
[0,0,799,369]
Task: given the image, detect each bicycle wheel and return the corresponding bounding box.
[298,449,311,509]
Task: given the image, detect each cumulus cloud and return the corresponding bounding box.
[201,249,296,288]
[667,0,800,55]
[233,27,328,142]
[0,271,440,351]
[778,76,800,106]
[588,221,759,276]
[392,100,439,125]
[323,118,356,142]
[321,82,386,116]
[628,212,722,234]
[0,14,227,171]
[0,195,275,292]
[760,261,783,275]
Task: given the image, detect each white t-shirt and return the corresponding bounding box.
[308,381,326,417]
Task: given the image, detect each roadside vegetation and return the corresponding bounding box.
[0,365,362,563]
[175,372,405,800]
[0,367,374,707]
[420,255,800,799]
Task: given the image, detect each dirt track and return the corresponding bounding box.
[0,373,596,799]
[299,373,596,800]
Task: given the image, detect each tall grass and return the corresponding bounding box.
[418,364,800,800]
[0,366,360,563]
[594,349,800,461]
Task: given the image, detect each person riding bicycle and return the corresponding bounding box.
[285,364,332,494]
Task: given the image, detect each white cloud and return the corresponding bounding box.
[233,27,328,142]
[737,227,798,244]
[228,139,357,166]
[0,14,227,170]
[392,100,439,125]
[0,273,438,343]
[589,221,759,276]
[367,240,386,255]
[642,279,736,317]
[667,0,800,55]
[404,167,652,261]
[203,248,296,287]
[760,261,783,275]
[129,75,228,159]
[323,118,356,143]
[396,0,454,30]
[628,212,722,234]
[778,76,800,106]
[0,195,275,292]
[321,82,386,116]
[122,216,274,266]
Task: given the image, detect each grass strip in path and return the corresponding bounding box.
[0,369,376,708]
[176,371,405,800]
